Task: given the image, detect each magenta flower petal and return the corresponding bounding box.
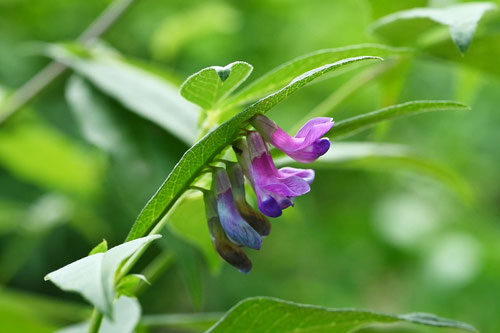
[226,162,271,236]
[278,167,315,184]
[234,132,313,217]
[251,114,334,163]
[213,169,262,250]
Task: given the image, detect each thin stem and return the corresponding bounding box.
[141,312,224,328]
[213,158,233,164]
[87,308,104,333]
[189,185,208,193]
[0,0,137,126]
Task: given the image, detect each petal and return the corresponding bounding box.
[271,118,334,152]
[286,138,331,163]
[227,162,271,236]
[257,194,283,218]
[236,201,272,236]
[214,169,262,250]
[296,117,334,139]
[217,190,263,250]
[203,191,252,273]
[278,167,315,184]
[251,154,279,182]
[247,131,272,160]
[261,176,310,197]
[215,241,252,274]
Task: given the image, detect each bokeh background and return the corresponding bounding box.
[0,0,499,332]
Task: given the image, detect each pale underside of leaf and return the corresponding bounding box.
[47,43,199,144]
[56,296,141,333]
[44,235,160,317]
[207,297,477,333]
[372,2,497,53]
[126,56,382,241]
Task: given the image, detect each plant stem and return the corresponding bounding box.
[88,308,104,333]
[0,0,136,126]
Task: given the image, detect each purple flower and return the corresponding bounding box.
[251,114,334,163]
[203,190,252,273]
[226,161,271,236]
[213,168,262,250]
[234,132,314,217]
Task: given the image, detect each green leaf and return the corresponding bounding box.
[116,274,149,297]
[66,75,127,155]
[0,287,89,330]
[331,100,469,139]
[57,296,141,333]
[126,55,382,241]
[372,2,497,53]
[88,239,108,256]
[207,297,477,333]
[46,43,199,144]
[275,142,473,203]
[44,235,160,317]
[0,113,104,197]
[425,32,500,78]
[225,44,409,107]
[141,312,223,332]
[180,62,253,110]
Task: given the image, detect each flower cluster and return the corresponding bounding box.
[202,115,334,272]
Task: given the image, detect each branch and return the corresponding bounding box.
[0,0,137,126]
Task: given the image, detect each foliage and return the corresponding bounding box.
[208,297,476,332]
[1,0,499,332]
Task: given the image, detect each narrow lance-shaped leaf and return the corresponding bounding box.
[330,100,470,139]
[141,312,223,331]
[372,2,497,53]
[225,44,410,107]
[208,297,477,333]
[66,75,127,155]
[45,235,161,317]
[275,142,473,203]
[88,239,108,255]
[46,43,199,144]
[180,62,253,110]
[126,56,382,241]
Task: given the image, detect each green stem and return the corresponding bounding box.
[0,0,137,126]
[88,308,104,333]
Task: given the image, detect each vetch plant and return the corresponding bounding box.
[37,2,495,329]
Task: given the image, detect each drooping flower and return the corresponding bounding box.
[226,161,271,236]
[233,132,314,217]
[203,190,252,273]
[213,168,262,250]
[251,114,334,163]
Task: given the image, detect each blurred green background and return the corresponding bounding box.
[0,0,499,332]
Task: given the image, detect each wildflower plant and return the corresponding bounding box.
[35,1,499,331]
